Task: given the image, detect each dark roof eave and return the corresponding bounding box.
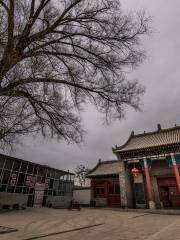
[114,125,180,152]
[116,143,180,159]
[0,153,74,175]
[87,173,119,178]
[115,142,180,154]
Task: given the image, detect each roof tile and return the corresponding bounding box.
[115,126,180,153]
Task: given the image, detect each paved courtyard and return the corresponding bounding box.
[0,208,180,240]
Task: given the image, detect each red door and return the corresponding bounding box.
[157,177,180,208]
[159,187,171,207]
[169,187,180,208]
[107,182,121,207]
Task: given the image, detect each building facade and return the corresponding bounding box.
[88,125,180,209]
[113,125,180,209]
[87,160,121,207]
[0,154,74,208]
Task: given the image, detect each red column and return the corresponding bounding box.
[170,153,180,194]
[143,158,155,209]
[104,181,108,206]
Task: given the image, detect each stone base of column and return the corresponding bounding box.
[149,201,156,209]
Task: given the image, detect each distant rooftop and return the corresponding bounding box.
[87,160,120,177]
[113,124,180,154]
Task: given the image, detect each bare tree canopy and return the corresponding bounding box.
[0,0,149,149]
[75,164,89,187]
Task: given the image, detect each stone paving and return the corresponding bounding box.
[0,226,18,234]
[0,208,179,240]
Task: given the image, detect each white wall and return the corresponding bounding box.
[47,195,72,207]
[73,188,91,205]
[0,192,28,207]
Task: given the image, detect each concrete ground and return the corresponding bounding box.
[0,208,180,240]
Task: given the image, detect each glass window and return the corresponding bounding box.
[53,190,58,196]
[48,189,52,195]
[59,191,64,196]
[46,169,50,177]
[15,186,23,193]
[2,170,10,184]
[59,181,63,190]
[20,162,27,172]
[0,158,5,168]
[29,188,34,194]
[49,179,54,189]
[0,185,7,192]
[13,160,21,171]
[54,171,57,179]
[7,186,15,193]
[9,172,18,186]
[50,170,55,178]
[38,167,46,176]
[25,175,35,187]
[33,166,38,175]
[0,169,3,182]
[41,176,45,183]
[17,173,25,186]
[27,164,34,174]
[36,175,41,183]
[23,187,29,194]
[69,183,74,192]
[60,175,64,180]
[66,182,70,192]
[53,180,59,190]
[55,171,61,179]
[4,159,13,170]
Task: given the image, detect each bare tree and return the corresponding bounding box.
[0,0,149,149]
[75,164,89,187]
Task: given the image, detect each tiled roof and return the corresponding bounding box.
[114,125,180,153]
[87,160,120,177]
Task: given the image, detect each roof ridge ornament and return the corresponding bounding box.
[157,123,162,131]
[131,131,134,136]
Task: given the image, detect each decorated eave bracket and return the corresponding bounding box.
[129,153,180,177]
[126,153,180,166]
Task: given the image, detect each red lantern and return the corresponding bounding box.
[131,167,139,177]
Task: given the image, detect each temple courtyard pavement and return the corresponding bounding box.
[0,208,180,240]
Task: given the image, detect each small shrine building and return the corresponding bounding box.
[87,124,180,209]
[87,160,121,207]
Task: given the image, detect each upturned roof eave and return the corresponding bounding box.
[113,125,180,154]
[86,172,120,178]
[112,131,134,153]
[114,142,180,154]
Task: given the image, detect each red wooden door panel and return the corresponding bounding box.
[169,187,180,208]
[157,177,180,208]
[108,195,121,207]
[107,182,121,207]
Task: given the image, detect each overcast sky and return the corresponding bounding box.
[3,0,180,172]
